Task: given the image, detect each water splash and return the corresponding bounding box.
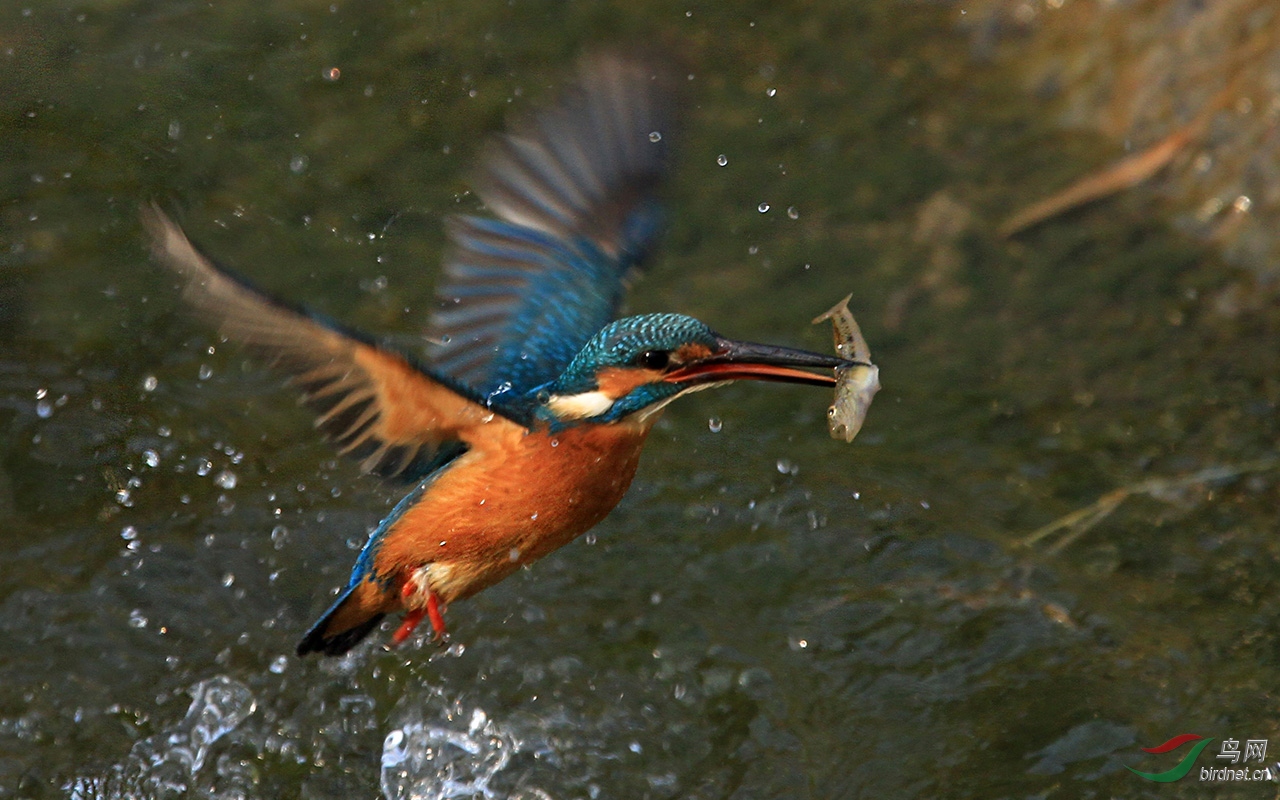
[65,676,256,799]
[381,707,518,800]
[483,381,513,410]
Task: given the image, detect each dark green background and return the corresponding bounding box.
[2,1,1278,797]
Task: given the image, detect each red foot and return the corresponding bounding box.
[391,608,426,646]
[426,591,447,640]
[389,579,448,646]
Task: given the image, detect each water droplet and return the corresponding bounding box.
[142,375,158,392]
[214,470,237,489]
[758,202,770,213]
[121,525,139,541]
[196,459,212,477]
[268,655,288,674]
[128,609,148,629]
[716,154,728,167]
[508,548,520,562]
[584,533,597,545]
[35,399,52,418]
[766,87,777,97]
[167,120,182,140]
[787,206,799,219]
[289,154,308,174]
[776,458,798,475]
[324,66,341,81]
[35,388,47,400]
[530,512,538,521]
[197,364,213,380]
[143,449,160,468]
[650,591,662,605]
[648,130,662,142]
[629,742,643,754]
[270,525,289,549]
[221,572,235,587]
[708,417,722,433]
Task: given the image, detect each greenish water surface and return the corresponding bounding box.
[3,2,1279,798]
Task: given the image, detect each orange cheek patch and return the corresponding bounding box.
[674,343,714,363]
[595,367,660,398]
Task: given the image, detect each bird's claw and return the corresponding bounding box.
[390,582,449,647]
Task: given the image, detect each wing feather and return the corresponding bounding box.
[427,52,677,398]
[143,205,525,481]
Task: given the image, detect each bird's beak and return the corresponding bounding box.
[663,338,861,387]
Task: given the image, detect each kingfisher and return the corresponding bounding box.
[143,53,857,657]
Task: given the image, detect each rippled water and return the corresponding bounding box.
[4,2,1280,798]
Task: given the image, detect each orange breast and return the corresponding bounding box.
[374,419,653,602]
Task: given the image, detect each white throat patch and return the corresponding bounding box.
[545,390,616,420]
[546,380,732,423]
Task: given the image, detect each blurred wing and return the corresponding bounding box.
[428,52,677,398]
[143,205,525,481]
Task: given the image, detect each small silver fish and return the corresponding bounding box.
[812,293,880,443]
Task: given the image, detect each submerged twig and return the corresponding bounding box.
[1000,73,1246,238]
[1020,456,1279,556]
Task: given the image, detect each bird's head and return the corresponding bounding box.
[538,313,849,426]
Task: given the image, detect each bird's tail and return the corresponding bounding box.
[296,579,393,657]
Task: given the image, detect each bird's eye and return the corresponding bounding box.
[634,350,671,371]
